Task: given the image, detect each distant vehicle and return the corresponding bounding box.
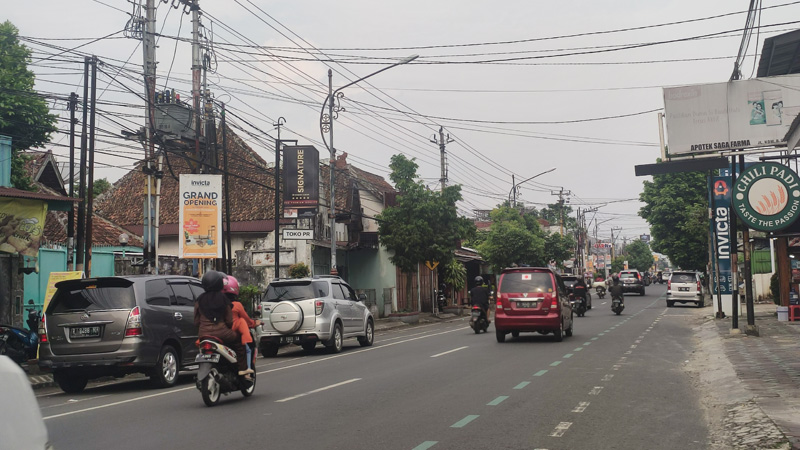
[494,267,574,342]
[38,275,203,393]
[258,276,373,356]
[666,271,704,307]
[0,355,52,450]
[560,275,592,310]
[618,270,646,296]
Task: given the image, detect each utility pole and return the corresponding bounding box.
[550,188,571,236]
[67,92,77,271]
[430,126,453,192]
[141,0,157,274]
[511,174,516,207]
[274,117,285,278]
[610,227,622,263]
[85,57,97,275]
[76,58,89,273]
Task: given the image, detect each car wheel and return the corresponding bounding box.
[667,300,674,307]
[358,319,374,347]
[260,343,279,357]
[496,330,506,343]
[698,299,705,308]
[150,345,179,388]
[641,288,646,296]
[553,321,564,342]
[511,331,520,338]
[325,323,343,354]
[587,294,592,310]
[200,373,220,406]
[301,341,316,352]
[241,370,256,397]
[54,371,88,394]
[565,316,573,337]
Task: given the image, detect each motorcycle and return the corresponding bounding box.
[570,294,587,317]
[436,288,447,313]
[595,285,606,299]
[195,334,256,406]
[0,324,39,365]
[611,294,625,315]
[469,305,489,334]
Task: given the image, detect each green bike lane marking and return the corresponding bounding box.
[514,381,530,389]
[550,361,562,367]
[488,396,509,406]
[563,353,574,359]
[451,415,480,428]
[412,441,438,450]
[534,369,548,376]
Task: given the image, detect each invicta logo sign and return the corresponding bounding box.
[732,163,800,232]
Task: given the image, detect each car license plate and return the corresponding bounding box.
[195,353,220,363]
[517,301,537,308]
[679,287,689,291]
[69,326,100,338]
[280,336,301,344]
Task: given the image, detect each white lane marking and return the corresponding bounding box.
[612,364,621,371]
[589,386,604,395]
[634,340,642,344]
[44,327,465,420]
[601,302,607,305]
[625,350,632,354]
[275,378,361,403]
[431,346,468,358]
[549,422,572,437]
[602,374,614,381]
[630,344,637,348]
[572,401,590,413]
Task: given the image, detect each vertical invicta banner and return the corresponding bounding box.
[283,145,319,209]
[179,174,222,259]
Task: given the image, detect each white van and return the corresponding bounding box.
[666,271,704,307]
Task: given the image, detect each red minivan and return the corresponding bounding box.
[495,267,574,342]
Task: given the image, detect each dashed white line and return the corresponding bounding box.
[431,346,468,358]
[602,374,614,381]
[276,378,362,403]
[589,386,604,395]
[549,422,572,437]
[572,402,590,413]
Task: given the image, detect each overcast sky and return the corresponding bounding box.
[6,0,798,244]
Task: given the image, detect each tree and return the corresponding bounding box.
[544,231,576,267]
[625,240,654,272]
[539,201,577,233]
[0,21,58,191]
[74,177,112,199]
[377,154,475,307]
[611,256,626,274]
[441,259,466,305]
[478,206,546,271]
[639,166,708,271]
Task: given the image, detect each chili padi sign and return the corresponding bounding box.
[732,163,800,232]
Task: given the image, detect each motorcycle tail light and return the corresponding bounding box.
[39,315,47,343]
[124,306,142,337]
[200,341,215,354]
[315,300,324,315]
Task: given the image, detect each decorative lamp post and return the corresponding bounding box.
[508,167,556,208]
[319,54,418,275]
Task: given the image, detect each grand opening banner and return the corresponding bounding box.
[179,174,222,259]
[663,74,800,155]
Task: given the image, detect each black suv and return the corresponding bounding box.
[38,275,203,393]
[618,270,645,296]
[560,275,592,309]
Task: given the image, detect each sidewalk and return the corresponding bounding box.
[24,311,465,390]
[698,301,800,449]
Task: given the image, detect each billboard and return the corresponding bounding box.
[712,175,733,295]
[663,74,800,155]
[283,145,319,209]
[0,198,48,257]
[179,174,222,259]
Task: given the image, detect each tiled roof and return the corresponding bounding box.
[42,208,144,248]
[94,125,277,227]
[23,150,67,196]
[0,186,76,203]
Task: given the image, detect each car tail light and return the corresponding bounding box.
[667,279,671,290]
[200,341,215,355]
[697,280,702,292]
[315,300,324,315]
[39,315,47,343]
[124,306,142,337]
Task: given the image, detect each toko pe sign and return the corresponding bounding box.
[732,163,800,232]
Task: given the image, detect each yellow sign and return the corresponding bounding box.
[425,261,439,271]
[0,198,48,257]
[43,271,83,312]
[179,174,222,258]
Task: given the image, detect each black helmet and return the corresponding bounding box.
[202,270,227,292]
[612,274,620,283]
[475,276,483,284]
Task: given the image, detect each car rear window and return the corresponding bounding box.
[499,272,553,293]
[671,273,696,283]
[264,280,329,302]
[49,279,136,313]
[619,272,639,280]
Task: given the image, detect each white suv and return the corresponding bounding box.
[666,271,704,307]
[258,276,374,357]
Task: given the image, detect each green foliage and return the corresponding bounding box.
[611,256,625,274]
[539,202,577,232]
[639,165,708,271]
[72,177,112,199]
[0,21,58,191]
[625,240,654,272]
[544,232,575,266]
[442,259,466,303]
[477,205,546,272]
[238,284,261,316]
[288,262,310,278]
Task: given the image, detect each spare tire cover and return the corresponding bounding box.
[270,301,304,335]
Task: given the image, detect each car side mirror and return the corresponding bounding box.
[357,293,367,302]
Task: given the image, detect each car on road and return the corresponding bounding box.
[38,275,204,393]
[666,271,704,307]
[0,355,52,449]
[560,274,592,309]
[618,270,645,296]
[494,267,574,342]
[258,275,374,356]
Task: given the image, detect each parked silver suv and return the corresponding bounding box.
[258,276,374,357]
[666,271,704,307]
[38,276,203,393]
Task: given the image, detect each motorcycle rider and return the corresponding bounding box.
[223,275,261,375]
[194,270,252,376]
[572,277,588,309]
[469,276,491,324]
[608,274,624,306]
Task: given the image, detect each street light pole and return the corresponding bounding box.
[507,168,556,208]
[320,55,418,275]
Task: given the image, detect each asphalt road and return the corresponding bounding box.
[37,283,712,450]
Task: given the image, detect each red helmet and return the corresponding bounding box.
[223,275,240,296]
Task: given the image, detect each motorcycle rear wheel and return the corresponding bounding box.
[241,371,256,397]
[201,374,221,406]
